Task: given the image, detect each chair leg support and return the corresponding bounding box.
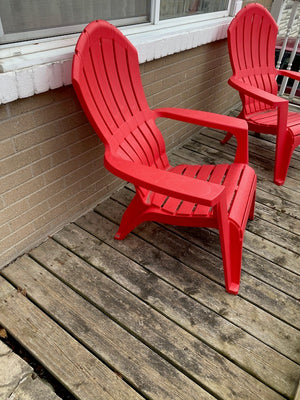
[217,198,244,294]
[227,223,243,295]
[220,223,243,295]
[220,132,233,145]
[274,134,295,186]
[248,189,256,221]
[115,194,148,240]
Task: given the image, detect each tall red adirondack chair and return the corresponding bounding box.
[222,3,300,185]
[72,20,257,294]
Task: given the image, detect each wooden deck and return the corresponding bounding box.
[0,115,299,400]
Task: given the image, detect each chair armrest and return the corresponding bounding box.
[277,69,300,81]
[153,107,249,163]
[229,77,288,107]
[104,153,225,207]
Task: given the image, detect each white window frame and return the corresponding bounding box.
[0,0,242,104]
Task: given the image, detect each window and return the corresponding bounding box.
[0,0,238,104]
[0,0,150,43]
[160,0,230,20]
[0,0,231,44]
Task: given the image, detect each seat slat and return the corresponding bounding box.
[152,165,187,212]
[222,164,245,211]
[249,111,300,135]
[164,165,201,215]
[193,165,228,216]
[176,166,202,215]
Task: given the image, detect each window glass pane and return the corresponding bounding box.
[0,0,150,35]
[160,0,229,20]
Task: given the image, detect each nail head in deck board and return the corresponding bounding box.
[0,277,143,400]
[93,198,300,352]
[51,222,300,398]
[26,238,289,400]
[3,256,215,400]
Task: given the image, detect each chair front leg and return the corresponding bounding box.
[274,103,289,186]
[215,197,236,294]
[274,131,294,185]
[115,192,148,240]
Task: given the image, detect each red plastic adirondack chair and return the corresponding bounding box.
[222,3,300,185]
[72,20,257,294]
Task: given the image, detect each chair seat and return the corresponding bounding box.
[150,163,256,229]
[248,110,300,139]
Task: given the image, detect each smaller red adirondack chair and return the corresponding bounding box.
[72,20,257,294]
[222,3,300,185]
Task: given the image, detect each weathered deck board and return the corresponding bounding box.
[0,277,143,400]
[96,191,300,328]
[112,185,300,298]
[190,129,300,180]
[0,122,299,400]
[51,221,299,398]
[14,241,281,400]
[172,145,300,198]
[3,256,213,400]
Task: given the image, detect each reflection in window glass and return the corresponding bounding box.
[160,0,229,20]
[0,0,150,34]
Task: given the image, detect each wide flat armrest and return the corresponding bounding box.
[153,107,248,135]
[104,153,225,207]
[229,77,288,107]
[153,107,249,163]
[277,69,300,82]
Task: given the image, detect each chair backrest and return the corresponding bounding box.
[228,3,279,115]
[72,20,169,170]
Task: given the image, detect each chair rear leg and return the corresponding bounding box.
[220,132,233,144]
[221,112,244,145]
[274,135,294,186]
[115,193,148,240]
